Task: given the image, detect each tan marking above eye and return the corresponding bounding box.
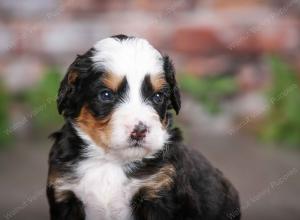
[101,72,124,91]
[151,74,167,91]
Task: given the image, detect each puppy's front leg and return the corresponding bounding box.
[47,186,85,220]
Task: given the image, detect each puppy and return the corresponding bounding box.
[47,34,241,220]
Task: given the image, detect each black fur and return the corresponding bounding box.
[47,186,85,220]
[163,55,181,115]
[47,122,86,220]
[111,34,134,41]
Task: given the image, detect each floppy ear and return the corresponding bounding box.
[57,50,93,117]
[57,64,79,116]
[163,55,181,114]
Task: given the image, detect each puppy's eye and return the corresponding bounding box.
[99,89,115,103]
[152,92,164,105]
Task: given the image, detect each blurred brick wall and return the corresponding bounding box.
[0,0,300,91]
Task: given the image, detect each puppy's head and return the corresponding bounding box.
[57,35,181,161]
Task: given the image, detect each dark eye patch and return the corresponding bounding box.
[141,75,154,101]
[88,76,128,119]
[116,77,129,103]
[141,74,169,120]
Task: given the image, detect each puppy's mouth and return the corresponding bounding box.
[128,139,146,148]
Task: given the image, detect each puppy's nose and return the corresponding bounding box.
[130,122,148,140]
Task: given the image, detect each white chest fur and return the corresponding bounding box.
[59,160,138,220]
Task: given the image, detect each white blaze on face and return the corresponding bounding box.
[92,37,169,161]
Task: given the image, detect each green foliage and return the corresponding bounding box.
[261,56,300,146]
[24,68,63,131]
[0,82,11,145]
[178,74,237,113]
[0,68,63,147]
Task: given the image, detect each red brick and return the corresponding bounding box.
[213,0,268,9]
[185,56,231,76]
[172,27,225,55]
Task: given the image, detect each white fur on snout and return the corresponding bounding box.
[109,101,169,160]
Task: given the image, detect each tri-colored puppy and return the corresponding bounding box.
[47,34,241,220]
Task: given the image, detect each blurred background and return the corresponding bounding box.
[0,0,300,219]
